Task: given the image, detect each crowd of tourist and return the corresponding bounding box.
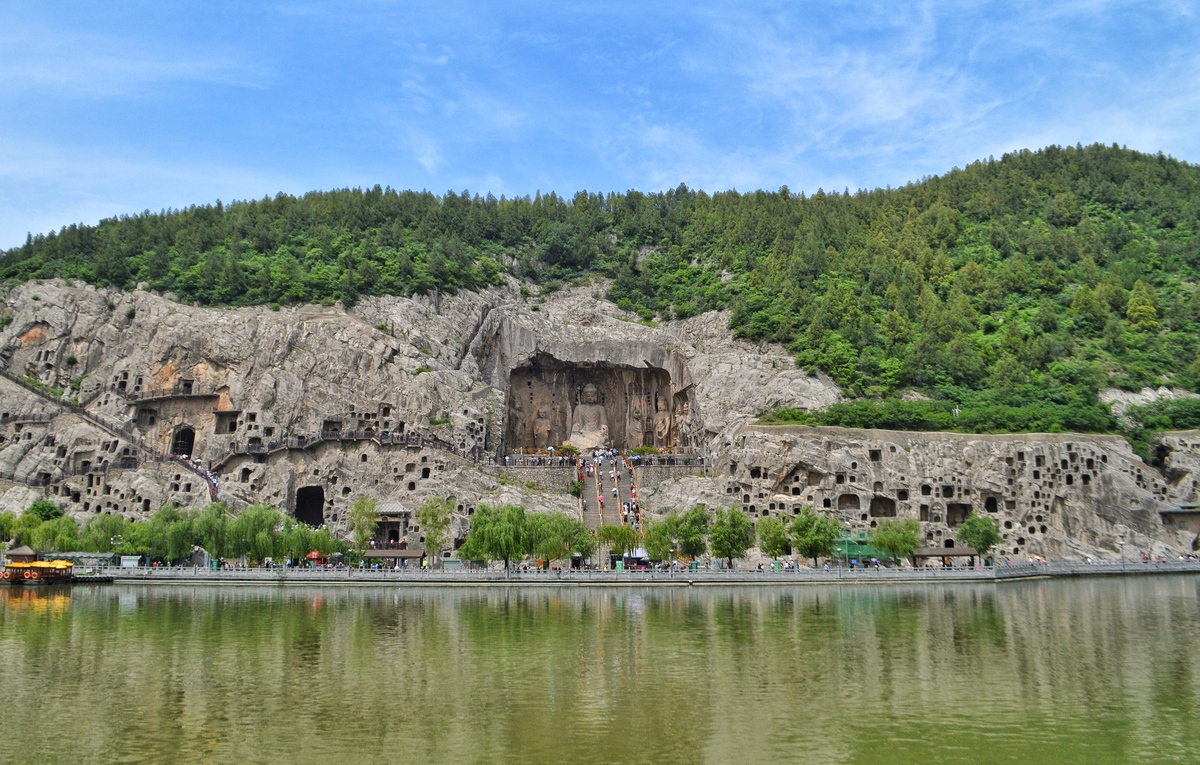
[503,453,579,467]
[167,452,220,499]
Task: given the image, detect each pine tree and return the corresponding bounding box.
[1125,280,1159,332]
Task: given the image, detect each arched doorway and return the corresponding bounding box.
[172,426,195,456]
[295,485,325,527]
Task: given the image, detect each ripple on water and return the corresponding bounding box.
[1,578,1199,764]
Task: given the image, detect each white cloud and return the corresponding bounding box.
[0,135,295,247]
[409,133,444,174]
[0,23,264,99]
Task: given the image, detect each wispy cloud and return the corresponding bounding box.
[0,23,264,98]
[1,0,1199,247]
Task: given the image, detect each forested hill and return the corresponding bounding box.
[4,143,1200,434]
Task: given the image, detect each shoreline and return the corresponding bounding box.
[50,560,1200,588]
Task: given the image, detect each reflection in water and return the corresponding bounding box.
[2,578,1199,764]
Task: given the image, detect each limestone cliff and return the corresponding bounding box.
[0,279,1195,560]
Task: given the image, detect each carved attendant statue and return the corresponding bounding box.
[532,408,551,449]
[629,399,645,449]
[567,383,610,449]
[672,396,689,446]
[509,398,528,447]
[653,397,671,446]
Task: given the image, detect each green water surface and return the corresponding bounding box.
[1,577,1198,764]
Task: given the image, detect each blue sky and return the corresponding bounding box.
[2,1,1198,248]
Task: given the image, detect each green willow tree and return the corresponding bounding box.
[869,519,921,564]
[416,497,455,568]
[527,512,594,568]
[456,504,527,570]
[957,514,1003,559]
[643,518,673,563]
[597,524,639,559]
[790,508,840,567]
[710,508,753,567]
[347,497,381,551]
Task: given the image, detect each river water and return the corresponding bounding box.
[1,577,1198,764]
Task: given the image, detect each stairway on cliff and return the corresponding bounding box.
[581,458,604,530]
[0,368,216,494]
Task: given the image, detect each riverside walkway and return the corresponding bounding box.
[77,559,1200,587]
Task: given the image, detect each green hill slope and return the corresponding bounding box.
[4,143,1199,435]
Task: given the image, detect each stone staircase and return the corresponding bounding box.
[581,457,604,530]
[0,368,217,495]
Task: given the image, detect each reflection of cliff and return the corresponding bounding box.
[5,582,1199,762]
[504,354,694,451]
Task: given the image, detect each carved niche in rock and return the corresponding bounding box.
[504,355,692,451]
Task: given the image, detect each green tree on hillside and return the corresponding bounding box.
[26,499,63,521]
[1126,280,1159,332]
[5,144,1200,431]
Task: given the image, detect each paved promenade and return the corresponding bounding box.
[79,559,1200,587]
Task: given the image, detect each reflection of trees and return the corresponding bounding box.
[1,579,1199,762]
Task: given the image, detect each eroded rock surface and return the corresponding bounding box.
[1,279,1195,560]
[0,280,835,552]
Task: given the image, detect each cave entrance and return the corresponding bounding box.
[171,427,195,456]
[295,486,325,527]
[869,497,897,517]
[505,354,693,451]
[946,503,971,527]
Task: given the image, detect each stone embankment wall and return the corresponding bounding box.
[488,466,579,493]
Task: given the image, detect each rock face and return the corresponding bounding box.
[0,278,1195,560]
[1099,386,1200,426]
[640,425,1196,563]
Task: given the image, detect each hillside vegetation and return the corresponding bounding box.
[4,143,1200,434]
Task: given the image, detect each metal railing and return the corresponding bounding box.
[2,413,56,425]
[0,367,217,494]
[223,430,474,460]
[80,558,1200,584]
[500,456,580,467]
[108,381,218,401]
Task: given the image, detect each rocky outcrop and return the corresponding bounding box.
[0,279,837,551]
[640,424,1196,562]
[0,279,1195,560]
[1099,386,1200,426]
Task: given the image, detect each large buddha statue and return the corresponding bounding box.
[567,384,610,449]
[531,409,552,449]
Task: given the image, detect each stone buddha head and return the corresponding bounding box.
[580,384,601,405]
